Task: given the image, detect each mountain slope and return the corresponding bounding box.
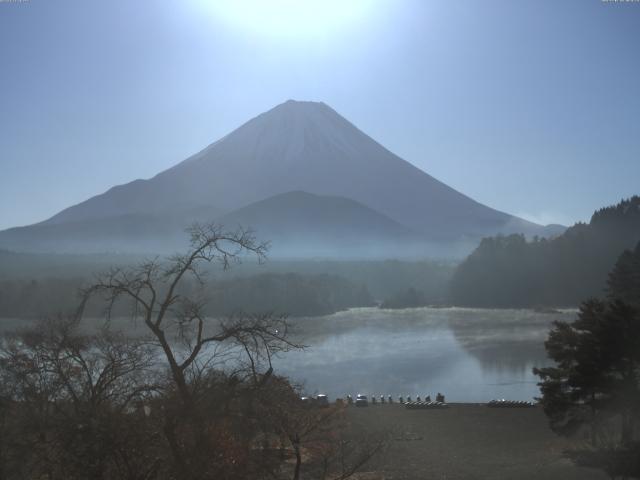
[0,211,202,254]
[217,191,424,257]
[41,100,548,240]
[0,192,426,256]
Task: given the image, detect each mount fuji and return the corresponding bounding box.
[0,100,562,257]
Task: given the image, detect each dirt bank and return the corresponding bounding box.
[344,403,607,480]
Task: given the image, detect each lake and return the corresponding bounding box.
[0,307,576,403]
[273,307,577,402]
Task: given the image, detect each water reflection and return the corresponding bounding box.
[273,307,577,402]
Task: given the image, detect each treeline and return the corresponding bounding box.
[0,253,455,319]
[0,277,85,319]
[217,259,454,303]
[0,272,373,319]
[0,252,455,303]
[450,196,640,307]
[379,287,429,309]
[210,273,373,316]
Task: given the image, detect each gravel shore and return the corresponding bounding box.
[344,403,608,480]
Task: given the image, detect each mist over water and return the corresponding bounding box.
[0,307,577,403]
[274,307,577,402]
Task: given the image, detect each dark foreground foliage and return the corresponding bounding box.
[535,244,640,479]
[0,317,381,480]
[566,444,640,480]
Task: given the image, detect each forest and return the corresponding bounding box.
[0,252,453,321]
[450,196,640,308]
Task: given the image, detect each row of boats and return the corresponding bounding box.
[487,399,535,408]
[405,401,449,409]
[331,395,536,408]
[346,394,446,405]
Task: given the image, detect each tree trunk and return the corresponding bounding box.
[292,434,301,480]
[152,326,192,406]
[621,410,632,445]
[163,413,192,479]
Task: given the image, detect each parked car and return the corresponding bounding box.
[355,394,369,407]
[315,394,329,407]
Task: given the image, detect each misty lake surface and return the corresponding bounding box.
[273,307,578,402]
[0,307,577,403]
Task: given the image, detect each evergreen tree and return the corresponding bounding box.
[534,248,640,478]
[607,241,640,308]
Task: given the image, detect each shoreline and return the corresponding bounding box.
[344,403,607,479]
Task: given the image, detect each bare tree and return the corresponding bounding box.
[0,316,161,480]
[251,382,386,480]
[80,223,303,478]
[80,224,298,404]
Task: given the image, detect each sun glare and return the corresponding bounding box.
[196,0,374,39]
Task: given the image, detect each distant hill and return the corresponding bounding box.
[0,100,560,256]
[217,191,426,258]
[450,196,640,307]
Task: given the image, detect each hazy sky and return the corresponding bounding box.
[1,0,639,230]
